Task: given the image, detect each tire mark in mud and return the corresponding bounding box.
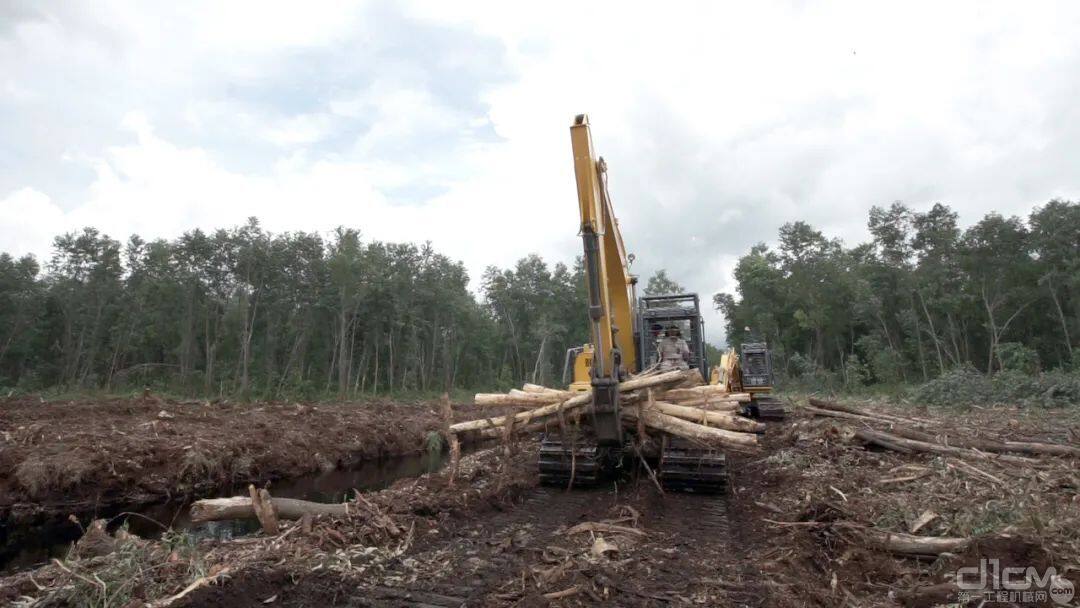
[356,484,765,606]
[354,487,610,606]
[642,492,765,606]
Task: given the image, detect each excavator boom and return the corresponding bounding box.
[569,114,638,446]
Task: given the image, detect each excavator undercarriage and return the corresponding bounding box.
[538,434,729,494]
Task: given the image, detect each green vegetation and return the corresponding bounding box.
[718,199,1080,405]
[0,218,590,399]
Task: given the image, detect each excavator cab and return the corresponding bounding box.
[637,294,709,380]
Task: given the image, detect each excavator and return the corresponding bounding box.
[538,114,785,492]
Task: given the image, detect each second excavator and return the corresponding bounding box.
[538,114,785,493]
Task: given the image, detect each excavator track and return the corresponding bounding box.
[659,438,728,494]
[538,434,601,488]
[743,396,787,421]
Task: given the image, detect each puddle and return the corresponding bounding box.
[0,449,447,574]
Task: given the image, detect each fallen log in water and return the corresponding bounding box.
[190,496,349,523]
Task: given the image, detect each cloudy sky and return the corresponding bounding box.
[3,1,1079,344]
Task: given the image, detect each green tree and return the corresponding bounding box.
[643,269,684,295]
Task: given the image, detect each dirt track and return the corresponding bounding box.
[189,471,768,607]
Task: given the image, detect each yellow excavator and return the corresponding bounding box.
[538,114,784,492]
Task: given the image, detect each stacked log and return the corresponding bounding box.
[452,369,762,451]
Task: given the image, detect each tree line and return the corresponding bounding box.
[0,219,592,398]
[716,199,1080,386]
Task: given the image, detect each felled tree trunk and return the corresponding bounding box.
[860,527,970,556]
[853,428,1037,463]
[623,406,758,451]
[454,392,593,433]
[665,396,742,410]
[190,496,349,523]
[650,401,764,433]
[886,425,1080,457]
[249,485,280,534]
[808,398,924,425]
[474,392,566,407]
[457,369,694,434]
[663,387,749,401]
[522,383,571,395]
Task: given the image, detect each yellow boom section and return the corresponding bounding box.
[570,114,637,380]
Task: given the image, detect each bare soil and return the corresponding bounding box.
[2,398,1078,607]
[0,395,473,525]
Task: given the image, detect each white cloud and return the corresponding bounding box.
[0,188,65,261]
[3,0,1080,345]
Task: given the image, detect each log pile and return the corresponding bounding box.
[454,369,764,452]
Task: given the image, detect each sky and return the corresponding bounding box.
[3,1,1080,345]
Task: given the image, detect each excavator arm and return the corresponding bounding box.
[569,114,638,446]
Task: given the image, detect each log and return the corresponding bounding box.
[453,392,592,433]
[860,527,970,556]
[453,369,692,434]
[887,425,1080,457]
[521,383,572,397]
[853,428,1037,464]
[509,388,576,401]
[440,392,460,486]
[804,404,881,423]
[474,392,565,407]
[622,406,758,451]
[651,401,765,433]
[249,485,280,534]
[808,398,926,425]
[699,401,741,412]
[661,387,749,401]
[998,439,1080,457]
[189,496,349,523]
[674,370,707,388]
[622,369,703,392]
[479,418,550,439]
[665,395,742,409]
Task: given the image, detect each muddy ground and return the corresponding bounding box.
[2,398,1079,607]
[0,395,479,525]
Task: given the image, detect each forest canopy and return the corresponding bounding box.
[715,199,1080,388]
[0,219,596,398]
[2,198,1077,401]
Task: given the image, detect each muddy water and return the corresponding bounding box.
[0,449,447,574]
